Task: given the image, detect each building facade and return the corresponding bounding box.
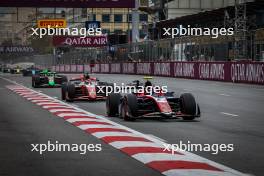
[162,0,254,19]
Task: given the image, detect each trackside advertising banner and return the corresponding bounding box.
[52,61,264,85]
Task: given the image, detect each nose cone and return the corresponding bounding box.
[49,81,55,86]
[87,86,97,99]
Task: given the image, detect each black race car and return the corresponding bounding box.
[106,78,201,121]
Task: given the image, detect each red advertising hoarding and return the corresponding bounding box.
[53,36,108,47]
[0,0,135,8]
[53,61,264,85]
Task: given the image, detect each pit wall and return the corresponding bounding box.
[51,61,264,85]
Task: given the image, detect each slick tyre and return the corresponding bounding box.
[121,94,138,121]
[66,83,75,102]
[62,76,68,83]
[180,93,197,120]
[106,93,121,117]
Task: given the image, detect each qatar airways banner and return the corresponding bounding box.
[59,65,64,72]
[100,64,110,73]
[111,64,121,73]
[230,62,264,84]
[54,61,264,85]
[0,0,135,8]
[53,36,108,47]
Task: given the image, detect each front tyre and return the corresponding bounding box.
[65,83,75,102]
[180,93,197,120]
[121,94,138,121]
[106,93,121,117]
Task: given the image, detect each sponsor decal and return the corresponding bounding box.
[84,65,91,72]
[59,65,65,72]
[71,65,77,72]
[37,19,67,28]
[231,63,264,83]
[154,63,171,76]
[65,65,71,72]
[92,64,100,72]
[0,46,34,53]
[199,63,225,80]
[100,64,110,73]
[53,36,108,47]
[76,65,84,72]
[111,64,121,73]
[173,62,195,78]
[123,63,135,74]
[137,63,151,75]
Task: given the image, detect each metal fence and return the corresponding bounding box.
[0,54,53,67]
[56,29,264,65]
[2,29,263,66]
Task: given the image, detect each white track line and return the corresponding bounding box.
[219,94,231,97]
[220,112,239,117]
[93,131,139,138]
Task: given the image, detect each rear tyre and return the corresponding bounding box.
[106,93,121,117]
[58,75,68,84]
[121,94,138,121]
[180,93,197,120]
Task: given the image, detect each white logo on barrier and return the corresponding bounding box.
[111,64,121,73]
[123,63,135,73]
[199,63,224,80]
[137,63,151,74]
[154,63,170,76]
[174,63,195,77]
[231,63,264,83]
[101,64,109,73]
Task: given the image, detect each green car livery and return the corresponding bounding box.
[32,69,67,88]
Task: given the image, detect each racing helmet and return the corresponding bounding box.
[145,80,152,87]
[83,72,90,79]
[144,76,153,87]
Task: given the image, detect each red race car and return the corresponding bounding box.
[106,77,201,121]
[61,74,113,102]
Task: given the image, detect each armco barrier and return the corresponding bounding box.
[52,61,264,85]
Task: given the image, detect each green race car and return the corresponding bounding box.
[32,69,67,88]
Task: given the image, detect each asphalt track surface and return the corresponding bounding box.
[0,73,264,176]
